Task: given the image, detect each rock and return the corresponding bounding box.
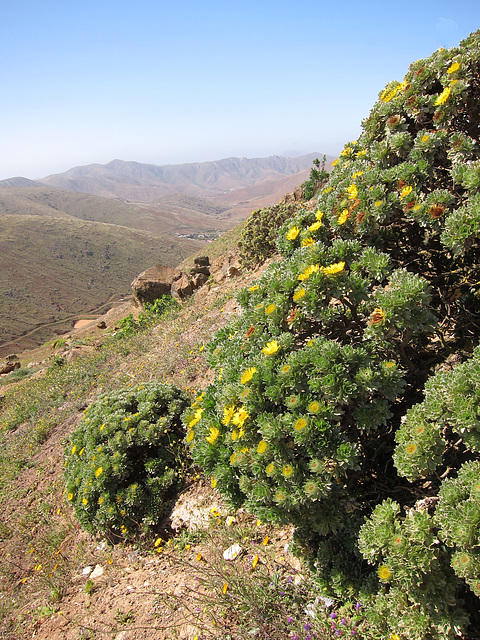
[223,543,243,561]
[131,264,179,307]
[0,359,20,375]
[97,320,107,329]
[64,346,95,363]
[210,254,242,283]
[171,273,194,299]
[194,256,210,268]
[192,271,209,288]
[90,564,104,579]
[82,566,93,576]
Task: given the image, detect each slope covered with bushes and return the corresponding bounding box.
[184,31,480,639]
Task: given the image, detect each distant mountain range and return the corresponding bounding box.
[0,153,328,354]
[37,154,326,203]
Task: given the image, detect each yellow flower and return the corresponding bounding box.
[308,401,320,413]
[340,146,352,156]
[67,492,73,501]
[211,477,217,488]
[286,226,300,241]
[332,159,338,166]
[356,149,367,157]
[241,367,257,384]
[302,237,315,247]
[252,554,259,569]
[337,209,349,225]
[257,440,268,454]
[280,364,291,374]
[282,464,293,477]
[231,429,239,441]
[266,462,275,475]
[265,303,276,314]
[263,535,269,546]
[421,134,429,142]
[249,285,259,291]
[435,86,451,106]
[375,200,383,207]
[378,565,392,581]
[232,408,250,428]
[95,467,103,477]
[447,61,460,74]
[186,430,195,443]
[400,185,413,199]
[206,427,220,445]
[309,220,322,232]
[222,582,229,594]
[82,498,88,506]
[406,443,417,455]
[222,404,236,424]
[189,407,204,428]
[322,261,345,276]
[390,634,402,640]
[293,288,306,301]
[71,445,76,455]
[316,210,324,222]
[294,418,307,431]
[262,340,280,355]
[298,264,320,281]
[347,184,358,199]
[230,452,236,464]
[352,170,363,179]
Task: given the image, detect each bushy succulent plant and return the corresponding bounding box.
[184,30,480,639]
[65,382,189,541]
[238,202,303,267]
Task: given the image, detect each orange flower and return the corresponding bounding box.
[369,308,386,325]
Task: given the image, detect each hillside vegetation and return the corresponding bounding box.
[1,31,480,640]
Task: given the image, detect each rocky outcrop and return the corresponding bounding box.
[0,354,21,375]
[131,257,214,306]
[171,257,211,300]
[131,264,180,306]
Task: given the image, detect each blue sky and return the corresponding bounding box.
[1,0,479,180]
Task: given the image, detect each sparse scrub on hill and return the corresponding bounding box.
[185,31,480,639]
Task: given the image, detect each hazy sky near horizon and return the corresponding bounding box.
[1,1,479,180]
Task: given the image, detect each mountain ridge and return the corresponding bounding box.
[39,153,328,202]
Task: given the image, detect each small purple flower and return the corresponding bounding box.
[306,636,313,640]
[287,575,293,583]
[341,617,347,626]
[292,635,300,640]
[330,612,338,619]
[304,623,312,631]
[355,602,361,611]
[287,615,294,624]
[335,630,342,637]
[351,631,357,636]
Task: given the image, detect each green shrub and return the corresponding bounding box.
[184,30,480,639]
[301,155,329,200]
[114,295,179,338]
[238,203,302,267]
[64,382,189,541]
